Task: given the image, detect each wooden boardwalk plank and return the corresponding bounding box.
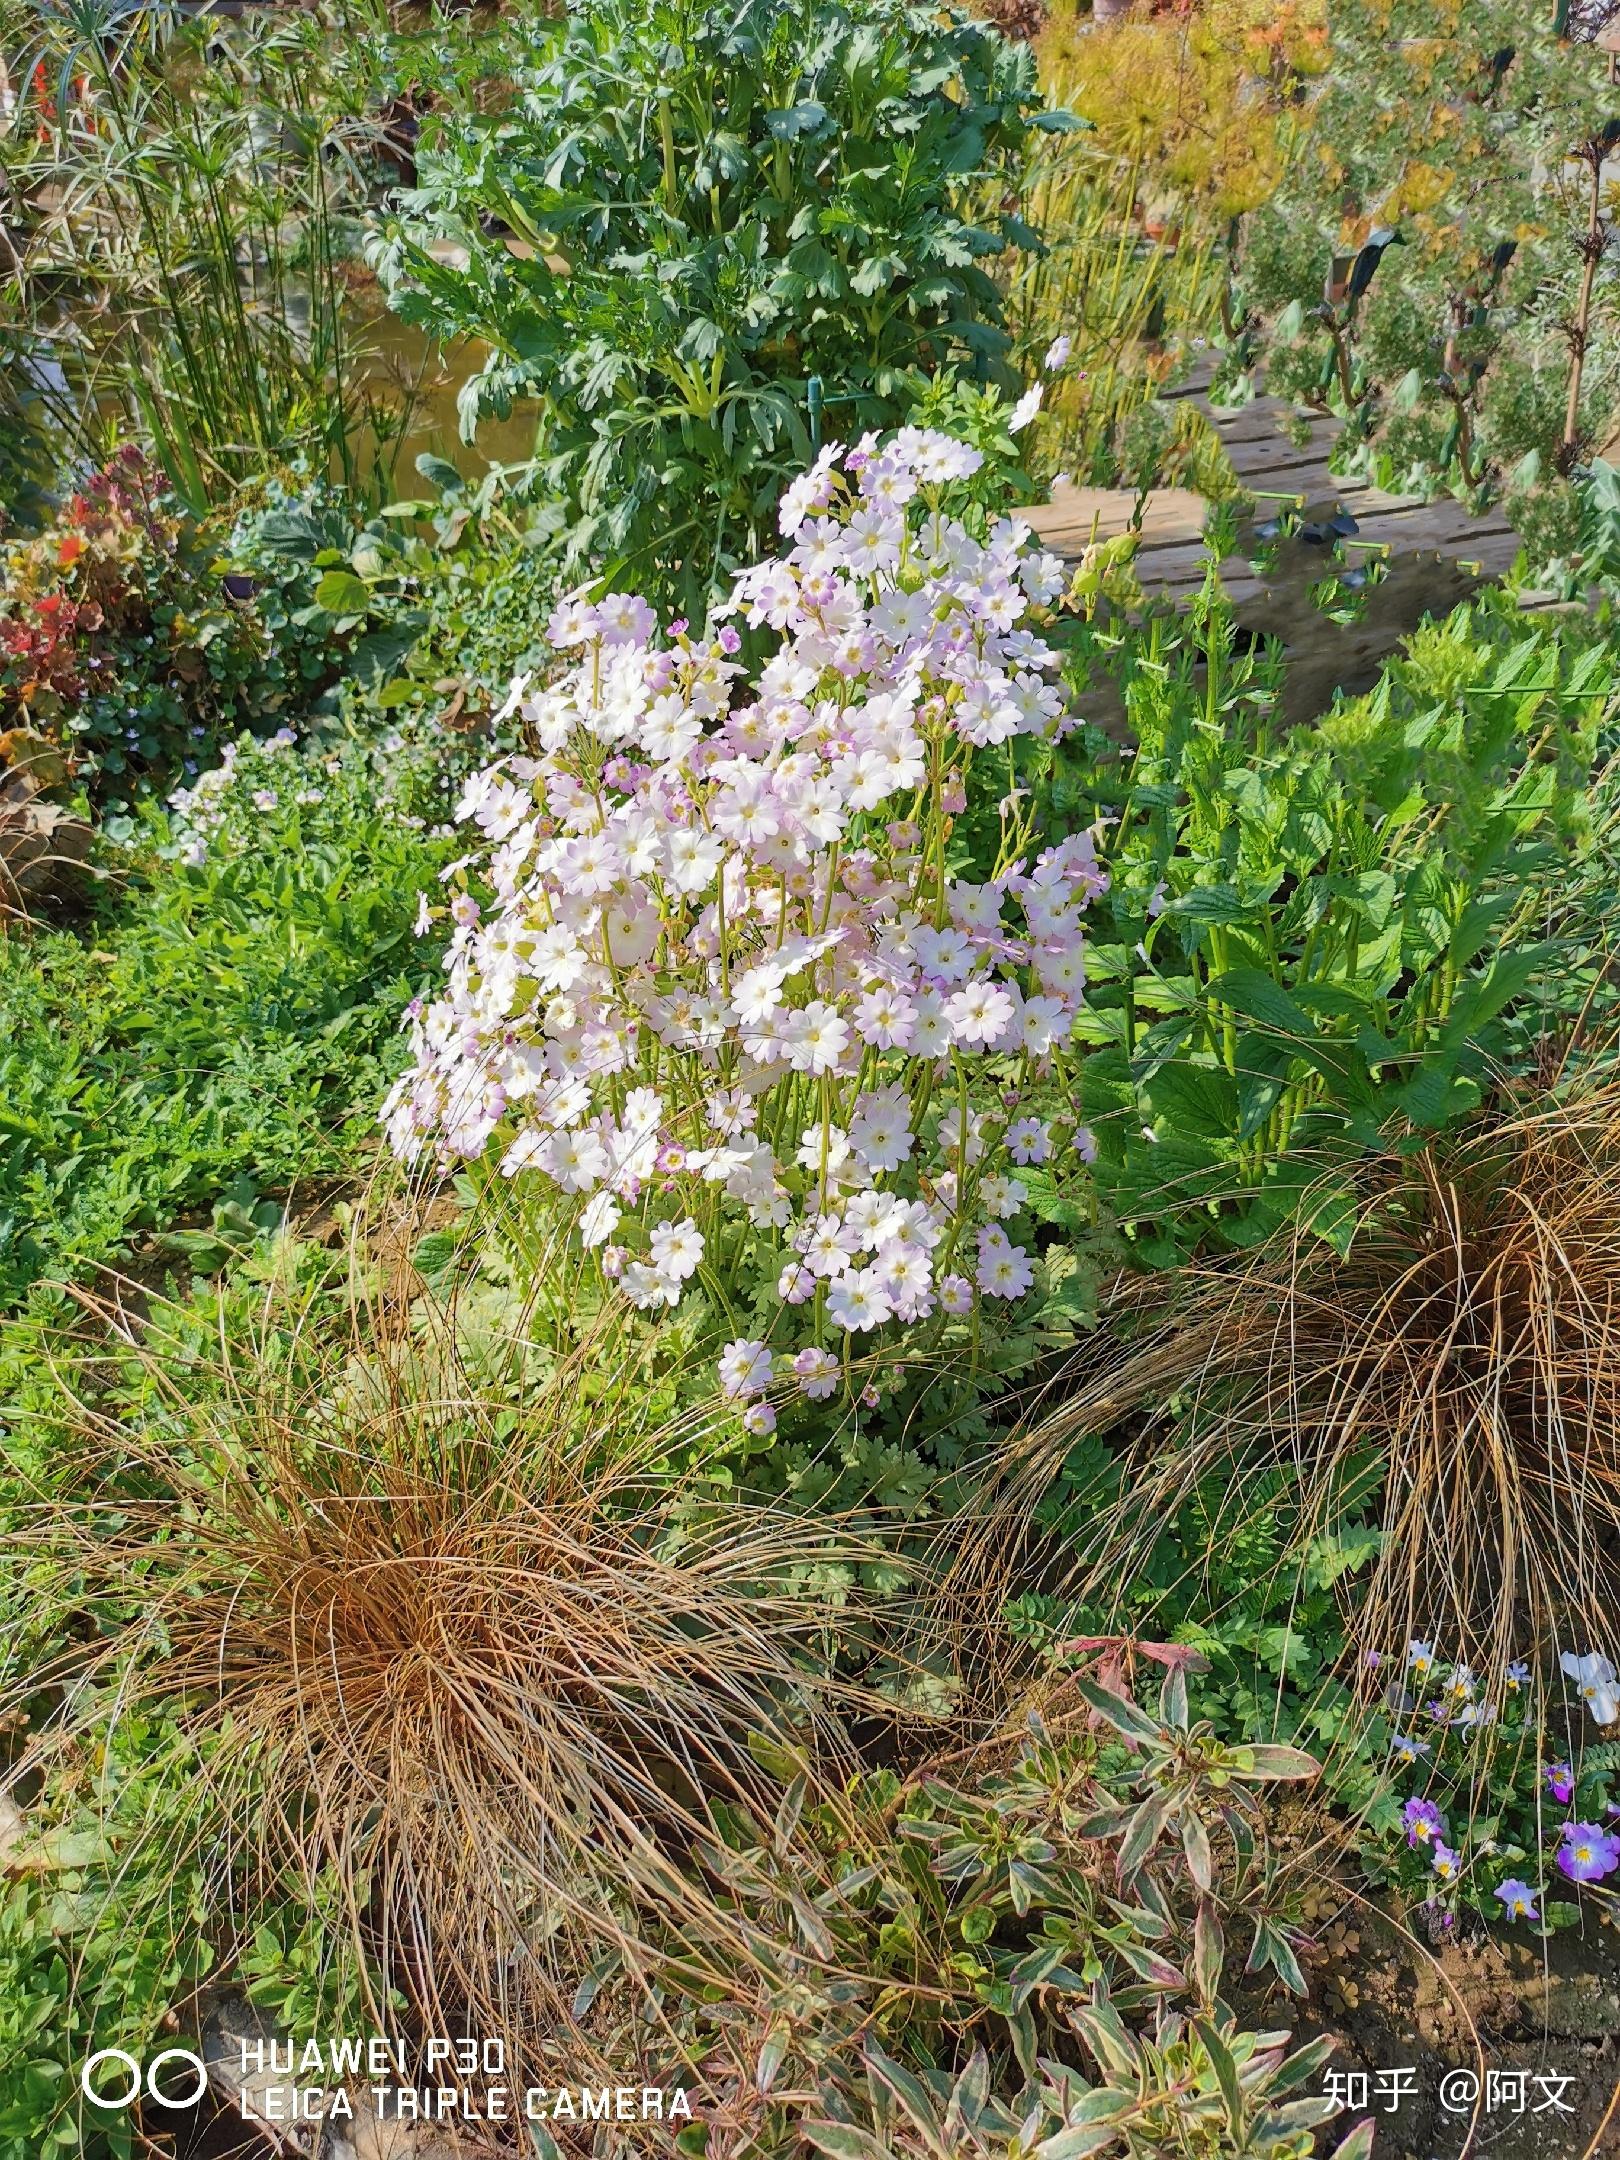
[1159,354,1221,400]
[1197,402,1333,442]
[1034,358,1526,612]
[1222,443,1341,486]
[1034,484,1204,553]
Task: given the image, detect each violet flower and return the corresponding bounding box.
[1494,1878,1539,1921]
[1556,1824,1620,1884]
[1402,1798,1446,1848]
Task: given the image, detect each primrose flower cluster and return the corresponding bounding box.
[164,715,468,868]
[1383,1643,1620,1932]
[166,727,309,863]
[384,417,1104,1413]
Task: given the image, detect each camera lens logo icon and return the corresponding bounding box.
[81,2048,209,2111]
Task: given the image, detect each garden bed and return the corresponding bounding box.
[6,5,1620,2158]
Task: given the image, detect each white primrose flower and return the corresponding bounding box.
[384,415,1106,1406]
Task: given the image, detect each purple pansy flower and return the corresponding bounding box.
[1494,1878,1539,1921]
[1402,1797,1446,1848]
[1556,1823,1620,1884]
[1545,1761,1574,1805]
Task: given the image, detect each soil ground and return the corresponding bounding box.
[1296,1897,1620,2159]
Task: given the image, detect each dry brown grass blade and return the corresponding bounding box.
[1,1263,935,2079]
[960,1066,1620,1681]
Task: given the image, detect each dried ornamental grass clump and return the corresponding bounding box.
[2,1286,909,2072]
[384,401,1111,1427]
[1009,1065,1620,1680]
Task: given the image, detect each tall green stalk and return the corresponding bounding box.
[0,0,409,506]
[989,111,1225,483]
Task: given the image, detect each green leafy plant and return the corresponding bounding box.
[1004,1467,1382,1824]
[679,1659,1357,2160]
[0,1710,211,2160]
[1054,589,1609,1260]
[799,2024,1372,2160]
[370,0,1068,615]
[0,447,268,798]
[226,457,561,724]
[0,723,453,1307]
[0,1629,384,2160]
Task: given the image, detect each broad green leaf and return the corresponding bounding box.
[312,569,372,614]
[1068,1674,1163,1747]
[802,2127,891,2160]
